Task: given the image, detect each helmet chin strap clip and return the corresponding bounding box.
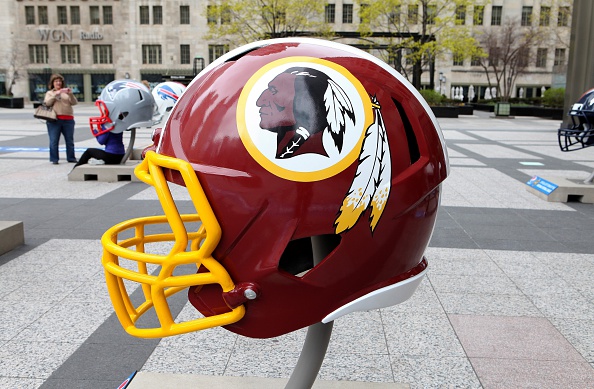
[222,282,261,309]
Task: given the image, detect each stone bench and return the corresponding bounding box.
[0,221,24,255]
[68,161,141,182]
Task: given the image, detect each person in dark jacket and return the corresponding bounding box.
[71,130,125,169]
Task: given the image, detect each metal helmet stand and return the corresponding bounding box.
[284,235,336,389]
[120,128,136,164]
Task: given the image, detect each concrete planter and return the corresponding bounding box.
[0,97,25,109]
[494,102,511,116]
[430,106,459,118]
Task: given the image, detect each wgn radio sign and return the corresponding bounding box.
[37,29,104,41]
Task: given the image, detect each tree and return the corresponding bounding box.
[204,0,334,45]
[2,38,25,97]
[474,17,548,102]
[358,0,484,89]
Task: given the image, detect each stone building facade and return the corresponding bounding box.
[0,0,572,103]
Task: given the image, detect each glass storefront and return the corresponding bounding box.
[63,74,84,102]
[91,74,115,101]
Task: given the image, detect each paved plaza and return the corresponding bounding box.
[0,104,593,388]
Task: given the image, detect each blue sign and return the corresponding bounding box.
[526,176,558,195]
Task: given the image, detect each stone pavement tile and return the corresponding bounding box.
[449,157,486,166]
[389,355,481,389]
[142,343,232,376]
[382,312,465,358]
[438,292,541,317]
[550,317,594,362]
[0,340,80,379]
[0,377,44,389]
[468,130,555,142]
[456,143,541,159]
[429,274,521,295]
[469,358,594,389]
[449,315,585,361]
[319,352,395,383]
[326,311,387,355]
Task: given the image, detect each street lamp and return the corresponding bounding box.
[438,72,446,95]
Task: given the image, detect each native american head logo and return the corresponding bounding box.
[238,57,391,234]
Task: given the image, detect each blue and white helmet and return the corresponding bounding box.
[152,82,187,125]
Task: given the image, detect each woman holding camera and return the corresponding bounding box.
[44,73,78,164]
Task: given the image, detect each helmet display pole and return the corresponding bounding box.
[121,128,136,164]
[284,235,336,389]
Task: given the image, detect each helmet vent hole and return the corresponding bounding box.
[278,234,341,278]
[392,97,420,165]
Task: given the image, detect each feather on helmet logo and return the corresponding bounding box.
[237,57,391,233]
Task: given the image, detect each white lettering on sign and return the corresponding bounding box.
[80,31,104,40]
[38,29,73,42]
[37,29,103,41]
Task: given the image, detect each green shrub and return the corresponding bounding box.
[419,89,444,105]
[542,87,565,108]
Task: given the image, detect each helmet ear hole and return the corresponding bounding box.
[118,112,129,120]
[278,234,341,277]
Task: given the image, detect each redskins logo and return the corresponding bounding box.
[237,57,392,234]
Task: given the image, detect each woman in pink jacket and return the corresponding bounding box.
[44,73,78,164]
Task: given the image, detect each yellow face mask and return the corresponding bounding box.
[101,151,245,338]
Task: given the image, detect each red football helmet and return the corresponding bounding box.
[101,38,449,339]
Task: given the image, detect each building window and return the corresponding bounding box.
[104,6,113,25]
[180,6,190,24]
[473,5,484,25]
[71,6,80,24]
[536,48,547,68]
[25,6,35,24]
[93,45,113,64]
[325,4,335,23]
[58,6,68,25]
[140,6,149,24]
[153,6,163,24]
[388,6,400,25]
[539,6,550,26]
[29,45,48,64]
[180,45,191,64]
[221,7,231,24]
[407,4,418,24]
[38,6,48,25]
[359,4,368,23]
[554,48,565,66]
[61,45,80,64]
[518,48,529,67]
[455,5,466,25]
[207,5,216,24]
[90,6,100,24]
[426,4,436,25]
[557,6,569,27]
[453,53,464,66]
[491,5,502,26]
[142,45,162,64]
[471,55,481,66]
[208,44,228,63]
[342,4,353,24]
[521,6,532,26]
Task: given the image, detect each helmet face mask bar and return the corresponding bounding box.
[100,38,449,340]
[558,88,594,152]
[101,151,248,338]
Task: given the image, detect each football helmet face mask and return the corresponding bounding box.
[558,88,594,152]
[89,80,155,136]
[101,38,449,339]
[152,82,187,125]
